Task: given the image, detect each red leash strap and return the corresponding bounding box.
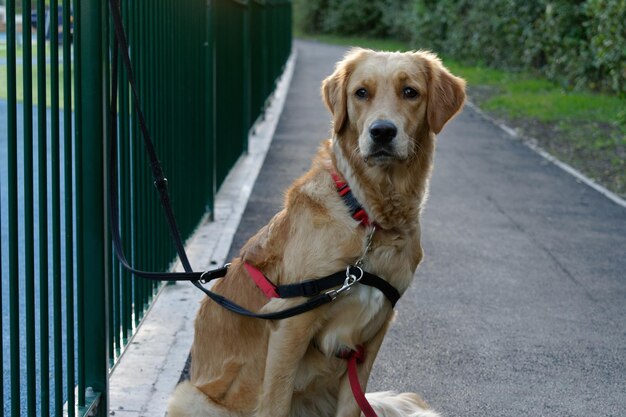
[346,346,379,417]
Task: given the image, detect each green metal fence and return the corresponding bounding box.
[0,0,292,415]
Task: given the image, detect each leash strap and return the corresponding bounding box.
[109,0,332,320]
[346,347,379,417]
[107,0,401,321]
[108,0,202,281]
[108,0,345,320]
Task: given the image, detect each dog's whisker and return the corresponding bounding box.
[408,135,426,157]
[349,145,362,163]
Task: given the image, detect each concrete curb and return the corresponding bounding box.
[107,48,298,417]
[465,100,626,209]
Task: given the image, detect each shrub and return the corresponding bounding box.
[295,0,409,38]
[294,0,626,95]
[408,0,626,95]
[585,0,626,94]
[293,0,330,34]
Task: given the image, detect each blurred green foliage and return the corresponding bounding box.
[295,0,626,96]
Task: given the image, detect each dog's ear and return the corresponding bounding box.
[425,54,466,134]
[322,48,365,135]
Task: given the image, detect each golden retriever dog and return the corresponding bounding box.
[168,48,465,417]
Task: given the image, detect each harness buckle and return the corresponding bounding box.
[327,266,364,300]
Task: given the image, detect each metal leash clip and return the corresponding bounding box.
[328,265,364,300]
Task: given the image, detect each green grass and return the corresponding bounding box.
[0,41,73,108]
[0,62,73,108]
[295,31,626,197]
[484,90,624,124]
[0,39,25,58]
[444,60,625,126]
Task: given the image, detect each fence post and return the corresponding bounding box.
[79,0,109,415]
[213,0,251,187]
[206,0,217,214]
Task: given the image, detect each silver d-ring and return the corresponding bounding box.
[345,265,364,283]
[200,263,231,284]
[199,270,211,284]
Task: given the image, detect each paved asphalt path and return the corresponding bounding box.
[225,40,626,417]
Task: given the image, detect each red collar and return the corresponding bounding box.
[330,171,371,227]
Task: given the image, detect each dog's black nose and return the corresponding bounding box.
[369,120,397,144]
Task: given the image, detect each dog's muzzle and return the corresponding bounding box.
[369,120,397,145]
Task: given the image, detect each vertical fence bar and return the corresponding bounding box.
[80,0,108,415]
[6,0,20,414]
[129,2,138,326]
[153,0,159,299]
[111,1,120,349]
[250,0,267,123]
[132,0,143,329]
[37,0,51,413]
[102,0,112,368]
[147,0,156,296]
[152,0,160,292]
[243,2,251,136]
[106,0,115,364]
[113,0,122,347]
[73,0,86,404]
[138,0,148,323]
[110,0,118,360]
[120,0,131,345]
[141,1,149,295]
[123,0,132,349]
[136,0,145,324]
[62,0,76,412]
[214,0,250,187]
[109,10,117,357]
[208,0,216,212]
[49,0,64,414]
[21,0,37,414]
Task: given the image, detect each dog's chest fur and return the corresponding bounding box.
[291,224,420,394]
[285,227,419,417]
[316,227,418,354]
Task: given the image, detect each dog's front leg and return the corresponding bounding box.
[335,312,394,417]
[256,307,322,417]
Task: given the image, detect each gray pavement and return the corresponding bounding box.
[225,40,626,417]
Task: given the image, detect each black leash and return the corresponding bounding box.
[107,0,400,320]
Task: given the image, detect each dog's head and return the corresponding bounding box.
[322,48,466,166]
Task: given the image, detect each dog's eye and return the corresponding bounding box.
[355,88,369,99]
[403,87,419,99]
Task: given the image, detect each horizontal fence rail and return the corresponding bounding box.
[0,0,293,415]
